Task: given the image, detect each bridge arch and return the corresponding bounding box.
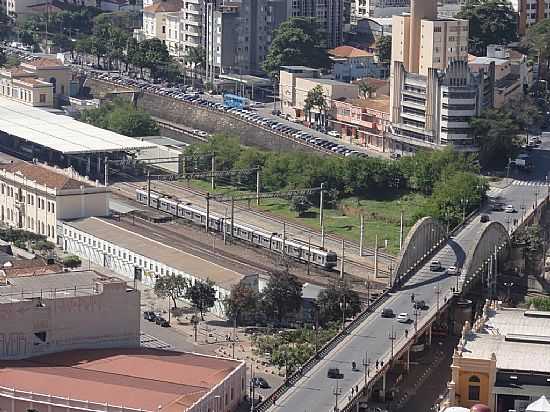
[462,221,510,282]
[394,217,447,284]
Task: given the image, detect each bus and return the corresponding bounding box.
[223,93,250,109]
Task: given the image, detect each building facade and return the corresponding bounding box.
[389,0,482,152]
[0,162,109,244]
[517,0,550,34]
[0,271,140,360]
[287,0,344,48]
[352,0,409,21]
[329,45,384,81]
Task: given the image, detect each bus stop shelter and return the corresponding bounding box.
[218,74,273,100]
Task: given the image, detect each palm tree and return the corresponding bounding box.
[304,85,328,128]
[358,80,376,99]
[186,46,206,86]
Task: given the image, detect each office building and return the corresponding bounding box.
[288,0,344,48]
[389,0,481,152]
[446,301,550,412]
[0,270,140,360]
[0,348,245,412]
[0,161,110,244]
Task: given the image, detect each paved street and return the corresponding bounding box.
[266,137,550,412]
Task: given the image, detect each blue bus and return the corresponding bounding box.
[223,93,250,109]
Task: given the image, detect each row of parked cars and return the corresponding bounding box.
[89,71,368,158]
[143,311,170,327]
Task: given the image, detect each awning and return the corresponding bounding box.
[493,385,550,398]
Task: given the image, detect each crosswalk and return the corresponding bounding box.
[140,333,172,350]
[511,180,549,187]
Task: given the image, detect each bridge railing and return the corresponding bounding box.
[253,292,391,412]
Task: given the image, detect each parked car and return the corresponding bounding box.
[327,130,340,137]
[327,368,343,379]
[155,316,170,327]
[504,205,516,213]
[252,377,270,388]
[429,260,442,271]
[413,300,428,310]
[480,214,490,223]
[381,308,395,318]
[143,311,156,322]
[447,266,460,276]
[397,313,410,323]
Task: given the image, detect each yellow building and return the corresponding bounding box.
[447,301,550,412]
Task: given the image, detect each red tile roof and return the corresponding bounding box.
[1,162,90,190]
[144,0,181,13]
[329,45,373,58]
[0,349,242,412]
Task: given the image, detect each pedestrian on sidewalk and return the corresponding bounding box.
[405,329,408,338]
[411,293,415,302]
[381,360,384,367]
[376,360,379,369]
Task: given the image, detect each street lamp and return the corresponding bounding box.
[434,284,441,314]
[388,324,396,360]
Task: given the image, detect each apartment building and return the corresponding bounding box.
[389,0,483,152]
[352,0,409,21]
[0,162,109,244]
[517,0,550,34]
[288,0,344,48]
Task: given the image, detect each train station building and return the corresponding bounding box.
[0,96,155,181]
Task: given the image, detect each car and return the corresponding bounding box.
[447,266,460,276]
[504,205,516,213]
[490,203,504,212]
[413,300,428,310]
[143,311,156,321]
[397,313,410,323]
[327,368,343,379]
[381,308,395,318]
[429,260,442,271]
[480,214,490,223]
[155,316,170,327]
[327,130,340,137]
[252,377,270,388]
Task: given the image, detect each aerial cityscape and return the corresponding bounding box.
[0,0,549,411]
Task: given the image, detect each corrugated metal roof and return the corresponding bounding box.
[0,97,156,154]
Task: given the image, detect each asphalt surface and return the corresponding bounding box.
[267,137,550,412]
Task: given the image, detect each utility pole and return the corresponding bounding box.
[399,209,404,251]
[256,168,260,206]
[374,234,379,278]
[205,192,210,233]
[104,157,109,187]
[319,182,325,226]
[231,196,235,242]
[359,215,364,257]
[363,351,370,386]
[388,324,396,360]
[307,235,312,276]
[211,156,215,190]
[340,239,345,280]
[282,222,286,259]
[434,283,441,314]
[333,381,342,412]
[321,224,325,249]
[147,170,151,207]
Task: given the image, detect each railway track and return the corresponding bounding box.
[112,178,393,277]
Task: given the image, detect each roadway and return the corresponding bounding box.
[267,138,549,412]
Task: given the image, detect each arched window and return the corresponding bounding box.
[468,375,481,401]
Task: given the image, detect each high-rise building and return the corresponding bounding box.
[516,0,550,34]
[287,0,344,48]
[389,0,480,152]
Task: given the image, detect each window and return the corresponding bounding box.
[468,375,481,401]
[39,94,46,103]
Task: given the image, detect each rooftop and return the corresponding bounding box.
[0,161,93,190]
[460,307,550,373]
[329,46,373,59]
[302,77,355,86]
[468,56,509,66]
[65,217,245,290]
[346,96,390,113]
[144,0,181,13]
[0,97,156,154]
[21,58,65,69]
[0,348,242,412]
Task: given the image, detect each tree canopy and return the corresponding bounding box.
[375,35,392,63]
[81,100,159,137]
[457,0,518,56]
[262,17,331,78]
[186,279,217,319]
[154,274,189,309]
[316,283,361,326]
[224,283,258,324]
[261,271,303,323]
[526,19,550,76]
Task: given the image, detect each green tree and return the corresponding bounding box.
[63,255,82,268]
[154,274,189,309]
[304,85,328,126]
[0,49,6,67]
[504,97,543,140]
[51,33,73,52]
[261,270,303,323]
[186,46,206,84]
[140,38,170,78]
[470,108,520,168]
[316,283,362,326]
[375,35,392,63]
[186,279,217,320]
[224,283,258,325]
[289,195,312,217]
[526,19,550,78]
[457,0,518,56]
[358,79,376,99]
[262,17,331,78]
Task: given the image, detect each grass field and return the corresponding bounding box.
[187,179,428,255]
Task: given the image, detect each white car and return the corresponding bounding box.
[504,205,516,213]
[397,313,410,323]
[447,266,460,276]
[328,130,340,137]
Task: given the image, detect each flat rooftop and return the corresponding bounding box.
[0,348,242,412]
[0,270,110,304]
[65,217,245,290]
[0,97,155,154]
[461,308,550,373]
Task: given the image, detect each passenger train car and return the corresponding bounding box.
[136,188,338,270]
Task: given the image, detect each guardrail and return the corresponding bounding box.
[253,292,390,412]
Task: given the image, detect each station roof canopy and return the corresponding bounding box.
[218,74,272,87]
[0,97,156,155]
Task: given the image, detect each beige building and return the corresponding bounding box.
[0,162,110,244]
[389,0,481,151]
[0,270,140,360]
[279,66,359,121]
[446,301,550,412]
[138,0,182,57]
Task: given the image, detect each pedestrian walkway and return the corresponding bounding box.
[140,333,172,349]
[511,179,548,187]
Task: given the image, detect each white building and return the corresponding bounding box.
[353,0,409,21]
[0,161,109,244]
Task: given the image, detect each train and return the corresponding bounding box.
[135,188,338,270]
